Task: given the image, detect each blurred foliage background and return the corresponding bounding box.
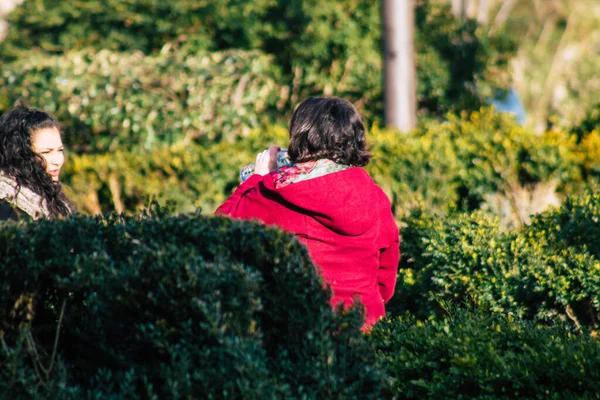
[435,0,600,132]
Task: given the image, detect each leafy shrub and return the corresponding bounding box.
[0,213,389,398]
[60,127,291,214]
[1,0,516,120]
[57,110,584,224]
[368,108,580,223]
[431,109,580,227]
[389,192,600,332]
[520,193,600,330]
[370,309,600,399]
[367,125,460,216]
[388,209,522,320]
[0,48,284,151]
[438,110,579,203]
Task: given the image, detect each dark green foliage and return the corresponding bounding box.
[0,0,516,122]
[0,213,389,398]
[370,309,600,399]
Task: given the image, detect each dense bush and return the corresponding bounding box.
[370,309,600,399]
[390,192,600,332]
[57,109,586,221]
[367,124,460,217]
[1,0,516,121]
[521,193,600,330]
[0,48,284,151]
[388,209,522,320]
[0,213,389,398]
[59,127,290,214]
[369,109,580,223]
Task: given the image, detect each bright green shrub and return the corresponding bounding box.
[0,214,389,398]
[368,108,581,223]
[60,127,291,215]
[0,48,284,151]
[367,125,460,216]
[57,111,583,222]
[370,309,600,399]
[389,209,522,320]
[62,145,232,215]
[422,109,581,228]
[437,109,579,201]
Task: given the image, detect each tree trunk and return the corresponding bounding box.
[383,0,417,132]
[477,0,489,24]
[451,0,470,19]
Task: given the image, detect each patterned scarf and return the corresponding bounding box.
[273,159,350,189]
[0,173,50,219]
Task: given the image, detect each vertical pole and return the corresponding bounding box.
[383,0,417,131]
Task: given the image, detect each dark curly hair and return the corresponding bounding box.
[287,97,371,167]
[0,103,71,217]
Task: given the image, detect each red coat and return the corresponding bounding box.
[216,167,400,327]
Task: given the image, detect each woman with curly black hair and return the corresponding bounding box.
[0,103,73,221]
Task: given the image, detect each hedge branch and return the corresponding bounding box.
[565,304,583,332]
[25,328,47,388]
[47,299,67,376]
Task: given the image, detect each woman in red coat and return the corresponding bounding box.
[216,97,400,328]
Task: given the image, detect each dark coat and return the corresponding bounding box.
[0,199,21,222]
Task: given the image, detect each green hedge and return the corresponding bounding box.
[387,209,522,320]
[391,192,600,331]
[370,309,600,399]
[0,213,389,398]
[0,48,284,151]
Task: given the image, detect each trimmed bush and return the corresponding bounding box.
[370,309,600,399]
[390,192,600,332]
[0,213,389,398]
[59,127,291,214]
[367,124,460,216]
[388,209,522,320]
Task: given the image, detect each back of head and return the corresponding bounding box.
[287,97,371,167]
[0,102,69,217]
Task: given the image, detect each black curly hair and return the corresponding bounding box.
[0,103,71,217]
